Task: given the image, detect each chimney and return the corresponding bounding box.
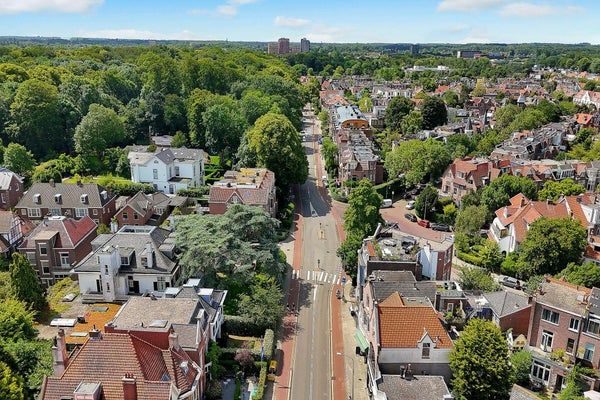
[520,196,526,207]
[169,331,180,350]
[122,373,138,400]
[89,325,101,339]
[52,329,69,376]
[145,242,154,269]
[110,219,119,233]
[49,178,55,187]
[503,206,508,218]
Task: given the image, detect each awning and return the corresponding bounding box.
[354,329,369,353]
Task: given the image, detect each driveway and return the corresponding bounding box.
[380,200,452,242]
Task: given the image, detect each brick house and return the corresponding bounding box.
[209,168,277,217]
[526,277,600,392]
[41,329,202,400]
[440,158,499,205]
[16,181,116,225]
[481,290,532,336]
[114,191,189,227]
[0,168,23,210]
[0,210,29,256]
[18,215,97,287]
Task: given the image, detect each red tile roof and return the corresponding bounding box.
[20,216,96,249]
[41,332,199,400]
[378,292,453,349]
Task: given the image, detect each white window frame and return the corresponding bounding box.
[156,276,167,291]
[584,343,595,362]
[153,169,158,180]
[587,319,600,336]
[41,260,50,275]
[38,244,48,255]
[531,360,551,384]
[59,253,69,267]
[541,308,560,325]
[541,330,554,352]
[92,209,98,216]
[569,318,580,332]
[27,208,41,218]
[566,337,575,355]
[75,208,87,218]
[49,208,61,216]
[422,342,431,359]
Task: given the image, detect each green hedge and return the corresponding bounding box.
[177,186,209,198]
[262,329,274,360]
[457,251,483,266]
[102,180,155,196]
[223,315,269,337]
[373,178,405,199]
[251,363,268,400]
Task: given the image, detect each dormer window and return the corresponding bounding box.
[80,194,89,204]
[54,194,62,203]
[33,193,41,204]
[422,342,431,359]
[141,256,148,268]
[121,256,129,266]
[100,190,108,200]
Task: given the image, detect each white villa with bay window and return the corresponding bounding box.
[128,147,205,194]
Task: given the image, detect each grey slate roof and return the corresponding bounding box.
[510,384,541,400]
[128,147,206,166]
[17,182,114,209]
[535,278,589,316]
[371,280,436,303]
[75,226,176,274]
[0,168,21,190]
[483,290,531,317]
[109,296,202,331]
[377,375,450,400]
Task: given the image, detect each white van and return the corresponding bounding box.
[381,199,393,208]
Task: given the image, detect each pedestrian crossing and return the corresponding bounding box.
[292,269,345,285]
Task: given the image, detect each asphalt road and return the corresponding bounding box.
[289,110,341,400]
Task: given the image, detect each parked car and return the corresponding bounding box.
[501,276,521,289]
[417,219,430,228]
[405,200,416,210]
[381,199,393,208]
[431,223,451,232]
[404,213,417,222]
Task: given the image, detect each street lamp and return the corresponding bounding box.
[336,352,355,400]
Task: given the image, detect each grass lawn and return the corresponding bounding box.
[63,174,132,185]
[227,334,262,351]
[38,278,80,324]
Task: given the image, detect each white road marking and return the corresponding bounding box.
[307,271,312,281]
[319,271,325,282]
[313,285,318,302]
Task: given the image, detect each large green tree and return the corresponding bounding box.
[510,350,533,386]
[245,112,308,190]
[458,268,499,291]
[9,79,63,157]
[9,253,45,312]
[384,96,414,132]
[480,175,538,218]
[450,319,512,400]
[0,299,36,341]
[3,143,35,177]
[538,178,585,201]
[237,274,284,330]
[414,185,439,220]
[343,179,382,237]
[519,217,587,277]
[0,361,24,400]
[421,96,448,129]
[202,103,247,163]
[384,139,451,186]
[557,262,600,290]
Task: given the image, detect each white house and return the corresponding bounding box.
[73,225,181,303]
[128,147,205,194]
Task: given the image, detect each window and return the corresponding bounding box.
[133,213,138,220]
[106,282,110,292]
[422,343,431,359]
[175,166,180,176]
[21,209,26,216]
[541,330,554,352]
[26,252,35,263]
[49,208,60,216]
[531,361,551,384]
[122,212,128,220]
[1,193,6,203]
[566,338,575,354]
[155,276,167,291]
[570,318,580,332]
[93,209,98,216]
[41,261,50,275]
[27,208,41,218]
[104,266,109,275]
[60,253,69,267]
[587,319,600,336]
[447,303,454,312]
[584,343,595,362]
[75,208,87,218]
[541,309,560,325]
[153,169,158,180]
[121,256,129,266]
[38,244,47,255]
[141,257,148,268]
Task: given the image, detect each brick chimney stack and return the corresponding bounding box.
[169,331,180,350]
[52,329,69,376]
[122,373,138,400]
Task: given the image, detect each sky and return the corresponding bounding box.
[0,0,598,44]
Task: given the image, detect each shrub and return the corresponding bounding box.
[251,362,268,400]
[99,178,155,196]
[457,251,483,267]
[177,186,209,198]
[205,380,222,400]
[223,315,268,337]
[262,329,274,360]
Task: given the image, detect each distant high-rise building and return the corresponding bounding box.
[410,44,419,55]
[278,37,290,54]
[267,42,278,55]
[300,37,311,52]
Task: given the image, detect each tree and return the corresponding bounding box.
[510,350,533,386]
[3,143,35,177]
[246,112,308,190]
[442,90,461,107]
[455,205,488,238]
[494,104,522,131]
[538,178,585,201]
[414,185,439,220]
[384,96,414,132]
[9,79,63,157]
[450,319,512,400]
[458,268,499,292]
[557,262,600,288]
[0,299,36,341]
[321,137,338,174]
[74,104,125,173]
[9,253,45,311]
[519,217,587,277]
[0,361,24,400]
[234,348,255,371]
[238,274,284,329]
[384,139,451,186]
[343,179,382,237]
[400,110,423,135]
[471,80,487,97]
[480,175,538,219]
[96,224,111,235]
[206,341,224,379]
[337,233,363,278]
[421,96,447,130]
[203,103,247,163]
[171,131,187,148]
[479,240,503,272]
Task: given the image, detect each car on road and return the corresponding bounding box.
[417,219,430,228]
[405,200,415,210]
[404,213,417,222]
[431,223,451,232]
[381,199,393,208]
[501,276,521,290]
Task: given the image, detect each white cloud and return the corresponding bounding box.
[500,2,583,17]
[0,0,103,14]
[437,0,501,12]
[305,24,349,42]
[78,29,204,41]
[274,16,310,28]
[216,4,237,16]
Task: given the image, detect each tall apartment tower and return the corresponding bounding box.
[300,37,311,52]
[278,38,290,54]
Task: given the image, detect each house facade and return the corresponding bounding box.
[0,168,24,210]
[74,225,181,303]
[440,158,498,205]
[114,191,189,227]
[128,147,205,194]
[0,210,28,256]
[16,181,116,225]
[209,168,278,217]
[18,216,97,287]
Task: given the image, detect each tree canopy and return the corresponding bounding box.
[343,179,383,237]
[421,96,448,130]
[384,96,414,132]
[538,178,585,201]
[384,139,451,186]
